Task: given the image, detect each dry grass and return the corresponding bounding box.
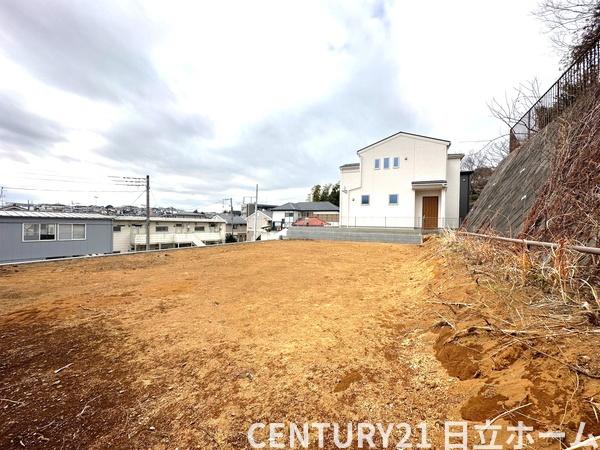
[442,230,600,324]
[522,86,600,289]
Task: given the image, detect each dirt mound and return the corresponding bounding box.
[426,236,600,438]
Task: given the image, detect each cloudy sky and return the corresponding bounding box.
[0,0,561,211]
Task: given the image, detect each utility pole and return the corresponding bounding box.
[253,184,258,241]
[0,186,4,208]
[222,197,234,238]
[146,175,150,251]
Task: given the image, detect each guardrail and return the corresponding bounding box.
[509,36,600,152]
[459,231,600,256]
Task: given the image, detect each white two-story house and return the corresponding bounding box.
[339,131,463,229]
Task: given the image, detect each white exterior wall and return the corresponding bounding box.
[112,218,225,253]
[246,211,272,241]
[445,158,462,228]
[340,133,461,228]
[272,210,338,227]
[271,210,298,227]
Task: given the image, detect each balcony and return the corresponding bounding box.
[132,230,223,246]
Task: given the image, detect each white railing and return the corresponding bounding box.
[133,231,222,245]
[338,216,461,229]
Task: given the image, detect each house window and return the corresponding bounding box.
[175,223,183,227]
[393,157,399,168]
[113,225,122,232]
[156,225,168,232]
[59,224,73,240]
[195,225,205,232]
[285,212,294,218]
[374,159,380,170]
[383,157,390,169]
[361,195,370,205]
[389,194,398,205]
[40,224,56,240]
[56,224,86,240]
[73,224,86,240]
[23,223,40,241]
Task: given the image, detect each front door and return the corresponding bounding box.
[422,196,439,229]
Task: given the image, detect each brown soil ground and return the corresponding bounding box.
[1,240,599,449]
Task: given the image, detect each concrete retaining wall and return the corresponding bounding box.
[285,226,422,244]
[463,121,558,237]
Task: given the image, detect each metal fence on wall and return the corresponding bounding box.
[509,36,600,152]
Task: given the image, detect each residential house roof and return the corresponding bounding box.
[340,163,360,170]
[271,201,339,212]
[292,217,328,227]
[214,213,247,225]
[356,130,451,154]
[0,211,110,220]
[113,215,226,223]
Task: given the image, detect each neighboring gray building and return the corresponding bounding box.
[459,170,473,224]
[0,211,113,264]
[270,201,340,229]
[214,213,247,242]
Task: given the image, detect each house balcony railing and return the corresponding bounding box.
[131,230,223,246]
[509,35,600,152]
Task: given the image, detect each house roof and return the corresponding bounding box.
[448,153,465,160]
[340,163,360,170]
[113,215,225,223]
[271,201,339,212]
[214,213,247,225]
[357,130,451,154]
[246,209,273,220]
[0,211,110,220]
[292,217,328,227]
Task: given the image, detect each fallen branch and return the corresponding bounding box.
[54,363,73,374]
[489,402,532,425]
[564,435,600,450]
[0,398,25,406]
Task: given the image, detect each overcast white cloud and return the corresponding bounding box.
[0,0,560,211]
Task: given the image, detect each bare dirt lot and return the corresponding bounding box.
[1,240,599,449]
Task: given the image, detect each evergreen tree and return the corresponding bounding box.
[311,184,322,202]
[328,183,340,206]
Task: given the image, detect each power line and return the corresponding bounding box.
[0,186,144,193]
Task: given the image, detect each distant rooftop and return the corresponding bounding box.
[114,215,225,223]
[0,211,109,220]
[271,201,339,212]
[214,213,247,225]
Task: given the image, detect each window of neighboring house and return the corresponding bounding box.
[57,223,86,240]
[73,224,86,240]
[374,159,380,170]
[195,225,205,232]
[23,223,40,241]
[393,157,400,168]
[40,223,56,240]
[58,223,73,240]
[233,224,238,229]
[113,225,122,232]
[175,223,183,227]
[156,225,168,232]
[383,157,390,169]
[361,195,370,205]
[285,212,294,218]
[389,194,398,205]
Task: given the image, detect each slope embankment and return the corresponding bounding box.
[464,86,600,247]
